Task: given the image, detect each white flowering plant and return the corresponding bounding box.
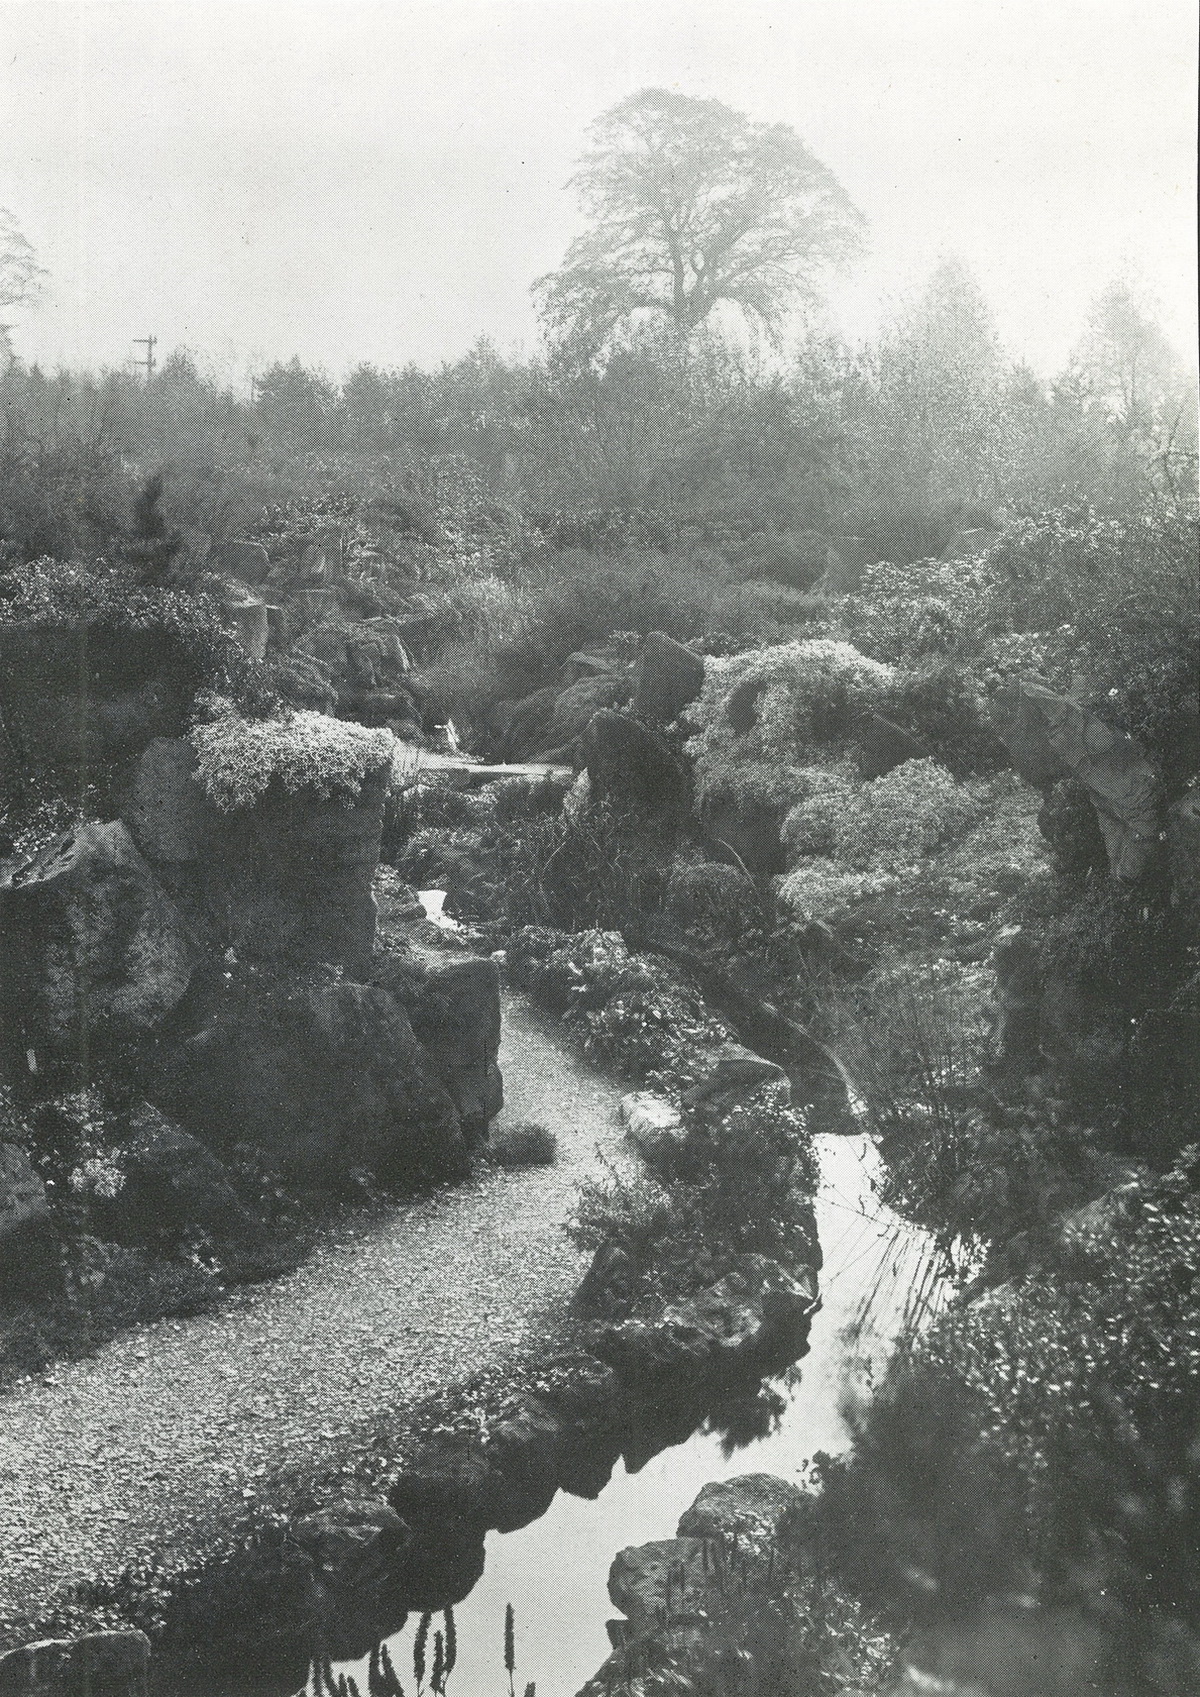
[189,702,396,811]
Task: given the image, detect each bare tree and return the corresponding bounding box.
[0,208,47,360]
[535,89,864,348]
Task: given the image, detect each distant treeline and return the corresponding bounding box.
[1,262,1195,570]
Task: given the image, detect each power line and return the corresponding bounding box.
[131,334,157,380]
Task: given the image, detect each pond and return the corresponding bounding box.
[317,1131,944,1697]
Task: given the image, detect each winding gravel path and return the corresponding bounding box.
[0,993,629,1644]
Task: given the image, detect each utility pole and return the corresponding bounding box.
[132,334,157,380]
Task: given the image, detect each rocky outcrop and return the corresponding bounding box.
[214,539,271,584]
[124,740,388,975]
[0,1631,150,1697]
[0,820,198,1089]
[156,978,466,1183]
[394,955,503,1142]
[579,1473,808,1697]
[700,793,787,875]
[683,1043,789,1108]
[858,713,930,780]
[0,1143,57,1297]
[593,1255,819,1390]
[1168,789,1200,910]
[0,627,196,808]
[632,633,705,726]
[102,1107,253,1247]
[990,680,1162,879]
[619,1092,686,1163]
[535,673,631,759]
[582,710,691,822]
[296,619,419,733]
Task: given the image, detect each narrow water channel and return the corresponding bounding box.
[323,1132,945,1697]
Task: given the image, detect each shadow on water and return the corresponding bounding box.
[298,1133,947,1697]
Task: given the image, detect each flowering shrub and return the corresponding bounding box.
[781,760,978,888]
[777,859,901,922]
[189,704,395,811]
[844,553,1003,664]
[685,639,894,807]
[505,926,728,1088]
[780,768,856,859]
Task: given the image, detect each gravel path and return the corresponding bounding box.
[0,993,629,1643]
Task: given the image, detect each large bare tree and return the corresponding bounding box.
[535,89,865,347]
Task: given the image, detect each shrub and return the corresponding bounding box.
[686,639,894,813]
[488,1120,557,1167]
[664,858,766,950]
[837,760,981,866]
[837,1153,1200,1668]
[780,768,856,860]
[189,704,395,810]
[874,661,1007,776]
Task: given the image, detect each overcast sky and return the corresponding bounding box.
[1,0,1196,386]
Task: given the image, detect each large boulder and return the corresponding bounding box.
[857,714,931,780]
[582,710,690,822]
[124,743,388,975]
[990,680,1161,879]
[395,956,503,1142]
[676,1473,805,1544]
[157,978,465,1182]
[608,1538,710,1635]
[0,1143,58,1299]
[633,633,705,727]
[538,673,631,753]
[0,820,198,1088]
[595,1255,819,1389]
[103,1106,252,1247]
[495,687,558,762]
[214,539,270,584]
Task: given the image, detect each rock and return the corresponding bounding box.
[214,539,271,584]
[560,651,621,686]
[989,680,1161,879]
[676,1473,805,1544]
[0,1143,57,1299]
[399,956,503,1142]
[633,633,706,726]
[201,764,389,974]
[105,1107,251,1246]
[0,627,196,796]
[1168,789,1200,910]
[684,1043,789,1107]
[121,738,210,867]
[608,1538,710,1633]
[701,793,786,875]
[264,604,288,647]
[595,1255,818,1389]
[619,1092,686,1161]
[485,1395,564,1531]
[495,687,557,762]
[222,589,269,661]
[0,1631,150,1697]
[159,979,465,1183]
[292,588,341,625]
[291,1497,412,1659]
[541,674,631,749]
[857,714,931,780]
[573,1241,640,1319]
[0,821,198,1087]
[582,710,691,822]
[388,1434,496,1537]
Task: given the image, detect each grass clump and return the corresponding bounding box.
[189,703,395,810]
[488,1120,558,1167]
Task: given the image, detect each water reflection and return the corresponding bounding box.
[308,1133,945,1697]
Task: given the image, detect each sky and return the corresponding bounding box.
[0,0,1196,386]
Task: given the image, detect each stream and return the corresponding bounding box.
[321,1131,945,1697]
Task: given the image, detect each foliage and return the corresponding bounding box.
[664,857,767,950]
[570,1081,817,1305]
[488,1120,558,1168]
[534,88,864,345]
[835,1153,1200,1679]
[189,704,395,811]
[686,639,893,809]
[506,927,728,1089]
